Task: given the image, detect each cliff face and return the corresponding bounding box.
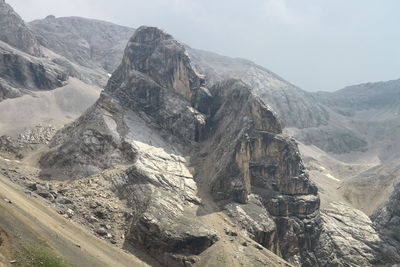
[39,26,323,266]
[372,181,400,256]
[0,43,67,91]
[0,0,42,57]
[194,79,321,265]
[0,41,69,102]
[106,26,207,142]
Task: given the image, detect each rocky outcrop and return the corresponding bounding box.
[315,202,400,266]
[225,196,280,254]
[0,41,68,101]
[40,93,219,265]
[372,181,400,258]
[0,77,24,101]
[0,125,56,159]
[106,26,207,142]
[39,26,220,266]
[191,79,321,265]
[0,0,42,56]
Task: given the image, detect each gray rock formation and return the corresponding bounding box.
[191,79,320,265]
[0,42,68,97]
[0,0,42,56]
[30,16,135,72]
[315,202,400,266]
[39,26,222,265]
[372,181,400,258]
[40,26,322,266]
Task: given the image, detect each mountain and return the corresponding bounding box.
[36,24,400,266]
[1,0,400,266]
[38,26,320,266]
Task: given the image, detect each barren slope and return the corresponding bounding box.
[0,172,150,267]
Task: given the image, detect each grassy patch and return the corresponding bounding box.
[14,243,73,267]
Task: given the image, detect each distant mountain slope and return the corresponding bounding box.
[30,16,135,72]
[316,79,400,112]
[313,79,400,161]
[187,47,329,129]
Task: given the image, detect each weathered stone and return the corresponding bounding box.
[57,187,70,195]
[95,227,108,236]
[65,208,74,218]
[94,208,108,219]
[224,196,279,254]
[26,182,38,191]
[315,202,400,266]
[191,78,321,264]
[89,201,102,209]
[372,181,400,262]
[57,197,73,205]
[37,190,54,200]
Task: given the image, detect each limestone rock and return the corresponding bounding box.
[372,181,400,258]
[40,26,219,266]
[315,202,400,266]
[192,78,320,265]
[106,26,207,142]
[0,41,68,101]
[224,196,280,254]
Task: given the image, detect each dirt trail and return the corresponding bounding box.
[0,174,149,267]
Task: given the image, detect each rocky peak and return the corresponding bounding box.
[40,26,320,266]
[109,26,203,102]
[0,0,42,56]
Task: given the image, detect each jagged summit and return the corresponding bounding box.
[109,26,203,102]
[0,0,42,56]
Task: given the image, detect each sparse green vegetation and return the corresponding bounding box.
[14,243,73,267]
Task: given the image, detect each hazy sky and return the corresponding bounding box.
[7,0,400,91]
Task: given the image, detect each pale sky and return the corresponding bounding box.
[7,0,400,91]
